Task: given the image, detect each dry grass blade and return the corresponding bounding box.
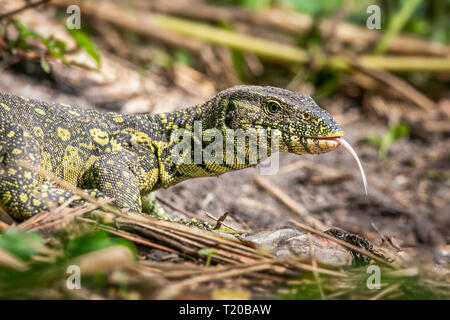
[0,247,28,272]
[255,176,326,230]
[124,212,268,256]
[19,201,108,232]
[0,207,15,226]
[307,232,326,299]
[155,263,273,299]
[349,58,436,111]
[71,245,135,275]
[282,259,346,278]
[384,267,419,278]
[205,211,233,231]
[116,220,262,264]
[155,195,207,221]
[370,283,402,300]
[83,219,177,254]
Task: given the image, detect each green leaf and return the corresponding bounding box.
[389,123,410,141]
[197,248,217,256]
[364,134,382,147]
[66,230,135,258]
[0,230,43,262]
[10,19,70,66]
[42,38,67,64]
[66,27,100,67]
[198,248,217,267]
[364,123,409,160]
[242,0,271,10]
[281,0,343,17]
[54,39,67,55]
[11,19,40,49]
[40,56,51,73]
[174,50,193,66]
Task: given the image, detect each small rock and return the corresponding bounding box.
[240,228,353,267]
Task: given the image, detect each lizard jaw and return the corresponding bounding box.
[304,137,340,153]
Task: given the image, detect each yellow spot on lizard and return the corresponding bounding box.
[35,108,46,115]
[33,127,44,138]
[89,128,109,146]
[19,193,28,203]
[113,115,124,123]
[57,128,71,141]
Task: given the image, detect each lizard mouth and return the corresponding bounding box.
[298,133,345,153]
[304,137,340,153]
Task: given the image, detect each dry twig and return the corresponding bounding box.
[255,176,326,230]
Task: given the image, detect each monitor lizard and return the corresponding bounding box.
[0,86,344,222]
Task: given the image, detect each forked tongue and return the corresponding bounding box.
[335,137,368,196]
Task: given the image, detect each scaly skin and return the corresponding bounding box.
[0,86,343,221]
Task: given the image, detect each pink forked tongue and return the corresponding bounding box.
[335,137,368,196]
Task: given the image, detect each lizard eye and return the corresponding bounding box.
[303,112,311,120]
[266,101,281,115]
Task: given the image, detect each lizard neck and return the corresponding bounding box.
[126,96,275,187]
[148,95,226,138]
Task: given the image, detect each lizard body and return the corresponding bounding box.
[0,86,343,221]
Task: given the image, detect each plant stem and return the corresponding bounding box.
[374,0,422,54]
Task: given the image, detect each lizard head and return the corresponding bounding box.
[218,85,344,155]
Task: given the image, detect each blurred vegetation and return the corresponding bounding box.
[0,0,449,300]
[1,18,100,72]
[146,0,449,107]
[279,264,449,300]
[0,228,136,299]
[365,123,410,160]
[2,0,448,103]
[215,0,448,43]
